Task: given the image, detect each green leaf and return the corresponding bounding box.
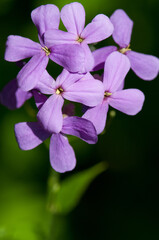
[47,162,109,214]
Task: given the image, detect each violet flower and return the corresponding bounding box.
[0,68,53,110]
[4,4,86,92]
[14,104,98,173]
[44,2,114,73]
[0,61,32,110]
[83,52,145,134]
[35,69,104,133]
[0,78,32,110]
[92,9,159,80]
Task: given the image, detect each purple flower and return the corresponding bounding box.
[0,61,32,110]
[92,9,159,80]
[4,4,86,91]
[0,68,52,110]
[14,115,98,173]
[83,52,145,134]
[34,69,104,133]
[0,78,32,110]
[44,2,114,73]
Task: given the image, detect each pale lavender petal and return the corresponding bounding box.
[126,50,159,80]
[55,69,83,89]
[35,70,55,94]
[103,52,130,92]
[61,2,85,35]
[109,89,145,115]
[81,43,94,73]
[118,79,125,91]
[63,73,104,107]
[37,94,64,133]
[32,90,48,110]
[50,133,76,173]
[17,53,49,91]
[31,4,60,39]
[62,116,97,144]
[14,122,51,150]
[55,69,70,87]
[83,101,109,135]
[0,79,32,110]
[44,29,76,48]
[81,14,114,44]
[110,9,133,48]
[92,46,117,71]
[50,44,85,73]
[4,35,41,62]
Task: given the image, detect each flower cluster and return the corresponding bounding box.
[1,3,158,173]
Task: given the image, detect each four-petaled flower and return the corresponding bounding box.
[92,9,159,80]
[35,69,104,133]
[83,52,145,134]
[15,92,98,173]
[44,2,114,73]
[4,4,86,91]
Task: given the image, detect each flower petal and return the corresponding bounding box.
[126,50,159,80]
[81,14,114,44]
[14,122,51,150]
[50,133,76,173]
[4,35,41,62]
[63,73,104,107]
[17,53,49,91]
[103,52,130,92]
[83,101,109,135]
[55,69,83,89]
[62,116,98,144]
[109,89,145,115]
[37,94,64,133]
[61,2,85,35]
[50,44,85,73]
[0,79,32,110]
[44,29,76,48]
[35,70,55,94]
[92,46,117,71]
[81,43,94,73]
[110,9,133,48]
[31,4,60,39]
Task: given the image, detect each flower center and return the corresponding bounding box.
[42,46,51,56]
[62,114,68,119]
[56,87,64,95]
[77,36,84,43]
[119,44,131,54]
[104,91,112,97]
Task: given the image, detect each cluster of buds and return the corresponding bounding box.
[1,3,158,173]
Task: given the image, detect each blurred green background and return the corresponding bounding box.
[0,0,159,239]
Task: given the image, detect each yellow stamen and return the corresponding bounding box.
[62,114,68,119]
[56,89,60,95]
[56,87,64,95]
[119,44,131,54]
[77,37,84,43]
[42,46,51,56]
[104,92,112,97]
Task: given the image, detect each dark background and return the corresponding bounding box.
[0,0,159,239]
